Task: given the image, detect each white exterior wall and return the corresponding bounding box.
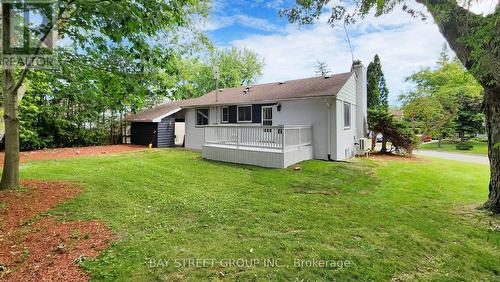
[184,71,365,162]
[185,107,219,150]
[334,74,358,160]
[272,98,331,160]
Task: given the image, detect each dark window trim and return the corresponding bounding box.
[237,105,252,123]
[196,107,209,127]
[221,106,229,123]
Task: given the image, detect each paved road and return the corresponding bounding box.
[415,150,489,165]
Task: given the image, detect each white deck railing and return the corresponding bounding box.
[204,125,312,152]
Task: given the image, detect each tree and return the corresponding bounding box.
[367,54,390,151]
[174,47,264,99]
[402,95,456,146]
[401,59,483,145]
[1,0,209,189]
[368,109,417,155]
[280,0,500,213]
[314,61,331,76]
[455,93,484,141]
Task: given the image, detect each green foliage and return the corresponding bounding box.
[368,108,417,155]
[2,0,211,151]
[456,142,474,151]
[173,47,264,99]
[367,54,388,110]
[280,0,498,87]
[401,58,484,139]
[19,149,500,280]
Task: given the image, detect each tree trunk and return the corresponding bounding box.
[438,136,442,148]
[0,69,20,189]
[482,87,500,213]
[371,133,376,151]
[381,136,388,153]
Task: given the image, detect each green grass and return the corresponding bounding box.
[420,141,488,155]
[17,149,500,281]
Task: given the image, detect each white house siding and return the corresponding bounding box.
[185,107,219,150]
[336,74,357,105]
[334,74,358,160]
[272,98,331,160]
[334,99,357,160]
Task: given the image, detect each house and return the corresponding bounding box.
[127,62,368,168]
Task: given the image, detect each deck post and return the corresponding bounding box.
[237,127,240,149]
[282,126,286,153]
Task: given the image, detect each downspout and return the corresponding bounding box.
[326,99,334,161]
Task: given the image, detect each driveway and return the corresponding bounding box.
[415,150,489,165]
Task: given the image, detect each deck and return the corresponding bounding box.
[202,125,313,168]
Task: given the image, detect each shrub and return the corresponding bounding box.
[456,142,473,150]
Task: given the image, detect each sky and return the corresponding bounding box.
[200,0,496,106]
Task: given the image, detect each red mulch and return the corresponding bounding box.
[0,180,113,281]
[0,145,146,165]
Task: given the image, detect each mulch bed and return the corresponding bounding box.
[0,180,113,281]
[0,145,146,165]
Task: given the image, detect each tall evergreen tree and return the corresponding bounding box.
[367,61,381,109]
[367,55,389,110]
[367,55,390,151]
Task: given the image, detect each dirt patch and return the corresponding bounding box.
[366,152,428,162]
[0,145,146,165]
[0,180,113,281]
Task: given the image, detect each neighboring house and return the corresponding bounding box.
[127,62,368,168]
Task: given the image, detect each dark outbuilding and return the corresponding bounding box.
[127,100,186,148]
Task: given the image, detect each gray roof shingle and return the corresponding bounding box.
[127,71,353,122]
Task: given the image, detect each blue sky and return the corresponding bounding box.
[201,0,495,106]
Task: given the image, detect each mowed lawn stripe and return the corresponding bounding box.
[18,149,500,281]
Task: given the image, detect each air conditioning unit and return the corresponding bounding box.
[357,138,372,155]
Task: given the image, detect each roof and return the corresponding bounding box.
[127,71,353,122]
[126,100,187,123]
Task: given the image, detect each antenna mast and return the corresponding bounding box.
[343,22,355,62]
[213,65,220,102]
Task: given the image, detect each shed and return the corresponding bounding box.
[127,101,185,148]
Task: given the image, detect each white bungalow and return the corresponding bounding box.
[127,62,368,168]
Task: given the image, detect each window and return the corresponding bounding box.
[237,105,252,122]
[343,102,351,129]
[196,108,209,126]
[221,107,229,123]
[262,106,273,126]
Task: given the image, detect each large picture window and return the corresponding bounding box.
[343,102,351,129]
[221,107,229,123]
[237,105,252,123]
[196,108,209,126]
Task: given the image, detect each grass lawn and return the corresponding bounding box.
[16,149,500,281]
[420,141,489,155]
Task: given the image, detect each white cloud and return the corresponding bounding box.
[201,14,280,32]
[229,4,454,105]
[264,0,286,10]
